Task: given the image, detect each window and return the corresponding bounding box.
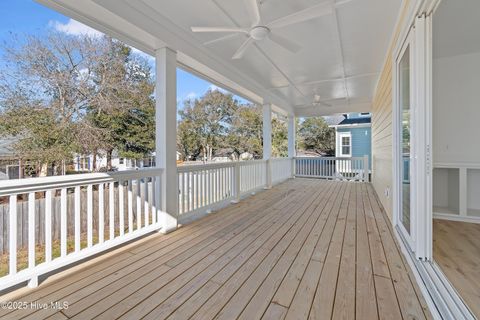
[339,133,351,157]
[119,158,124,164]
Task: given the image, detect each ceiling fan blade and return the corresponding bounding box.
[319,101,332,107]
[267,2,333,29]
[295,101,332,108]
[244,0,261,26]
[232,37,255,59]
[268,33,301,53]
[203,33,240,46]
[191,27,248,33]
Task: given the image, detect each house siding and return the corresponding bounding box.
[371,0,411,220]
[337,127,372,169]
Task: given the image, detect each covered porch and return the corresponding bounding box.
[0,179,431,320]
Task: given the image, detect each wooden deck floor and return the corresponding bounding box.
[0,179,431,320]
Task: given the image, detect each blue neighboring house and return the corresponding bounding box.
[326,112,372,170]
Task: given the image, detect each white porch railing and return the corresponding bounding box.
[177,158,294,220]
[0,168,163,290]
[295,156,369,182]
[177,162,235,218]
[271,157,294,184]
[2,156,373,290]
[239,160,267,194]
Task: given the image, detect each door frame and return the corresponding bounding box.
[393,26,416,251]
[393,13,432,260]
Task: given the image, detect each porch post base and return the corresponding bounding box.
[28,276,38,288]
[160,226,178,234]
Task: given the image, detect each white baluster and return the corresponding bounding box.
[87,184,93,247]
[128,180,133,232]
[60,188,67,257]
[144,178,149,226]
[28,192,35,269]
[136,179,142,229]
[119,181,124,235]
[74,186,81,252]
[98,183,104,243]
[45,190,52,263]
[9,195,17,275]
[109,182,114,240]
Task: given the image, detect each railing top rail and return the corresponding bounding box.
[238,159,266,166]
[177,161,237,172]
[0,168,163,196]
[270,157,293,161]
[178,158,274,172]
[295,156,365,160]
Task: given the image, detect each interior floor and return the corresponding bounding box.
[433,219,480,318]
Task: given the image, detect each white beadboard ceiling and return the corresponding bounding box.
[38,0,401,116]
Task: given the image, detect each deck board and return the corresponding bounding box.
[0,179,431,320]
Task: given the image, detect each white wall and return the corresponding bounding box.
[433,51,480,163]
[433,51,480,212]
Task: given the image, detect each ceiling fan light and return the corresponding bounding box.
[249,26,270,40]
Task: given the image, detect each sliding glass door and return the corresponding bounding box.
[395,29,416,250]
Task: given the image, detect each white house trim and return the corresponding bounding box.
[336,131,352,158]
[330,123,371,129]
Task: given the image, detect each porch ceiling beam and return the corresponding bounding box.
[294,101,371,117]
[253,43,310,106]
[331,5,350,106]
[267,72,380,90]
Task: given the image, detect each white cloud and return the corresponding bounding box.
[185,92,197,100]
[50,19,156,64]
[208,84,227,93]
[49,19,103,38]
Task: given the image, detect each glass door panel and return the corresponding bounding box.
[399,45,411,235]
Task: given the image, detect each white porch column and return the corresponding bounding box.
[287,115,296,177]
[263,103,272,188]
[155,47,178,233]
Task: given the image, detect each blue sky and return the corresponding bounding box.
[0,0,249,109]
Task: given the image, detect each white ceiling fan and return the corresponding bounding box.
[296,94,332,108]
[191,0,333,59]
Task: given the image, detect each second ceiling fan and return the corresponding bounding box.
[191,0,333,59]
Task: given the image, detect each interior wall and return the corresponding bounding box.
[433,51,480,163]
[431,0,480,218]
[371,0,411,220]
[432,52,480,213]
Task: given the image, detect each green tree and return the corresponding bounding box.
[177,119,202,160]
[272,117,288,157]
[88,41,155,169]
[0,32,156,173]
[0,32,101,175]
[298,117,335,155]
[178,89,238,161]
[226,104,263,159]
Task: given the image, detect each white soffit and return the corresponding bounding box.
[38,0,401,117]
